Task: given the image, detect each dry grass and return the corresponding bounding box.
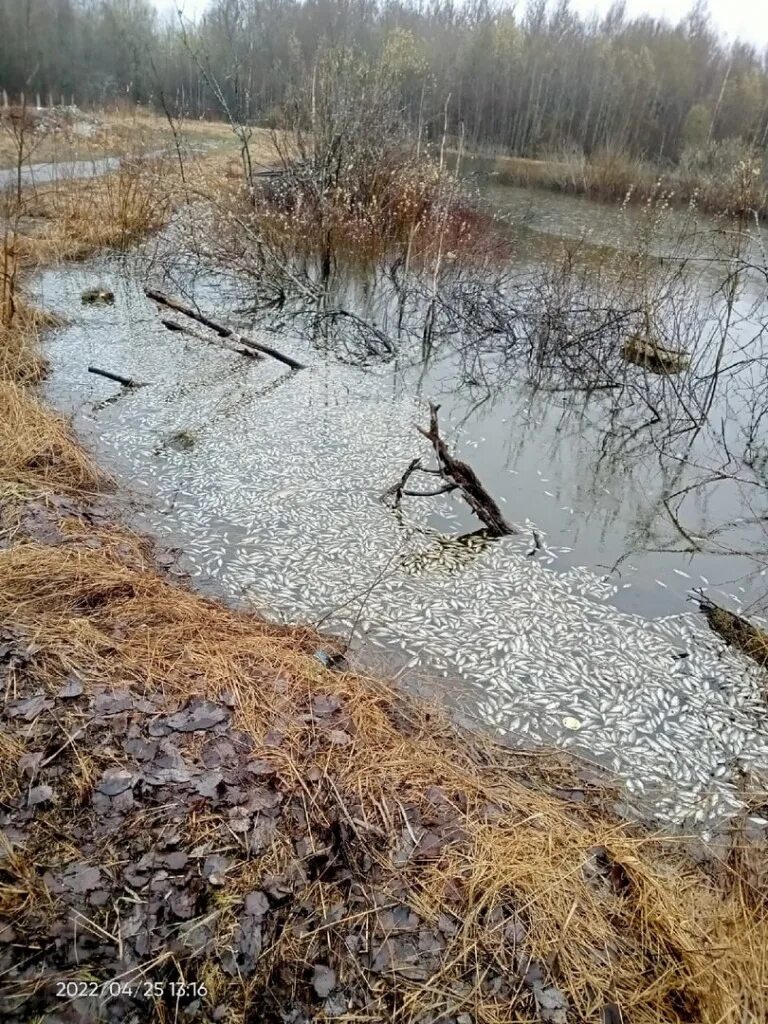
[253,148,507,269]
[0,104,238,170]
[13,163,174,265]
[0,294,49,384]
[0,381,104,493]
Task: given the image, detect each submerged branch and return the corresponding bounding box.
[382,457,422,508]
[159,316,262,360]
[87,366,141,388]
[145,289,306,370]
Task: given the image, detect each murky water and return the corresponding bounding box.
[33,183,768,832]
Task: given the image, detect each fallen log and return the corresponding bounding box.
[384,404,515,537]
[416,403,515,537]
[621,336,690,375]
[88,366,139,388]
[145,289,305,370]
[159,317,262,360]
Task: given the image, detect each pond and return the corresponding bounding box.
[33,178,768,833]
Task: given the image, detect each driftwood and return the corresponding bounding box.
[88,366,139,388]
[417,403,515,536]
[621,336,690,375]
[159,317,261,360]
[383,457,458,505]
[145,289,305,371]
[384,403,515,538]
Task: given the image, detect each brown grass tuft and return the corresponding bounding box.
[0,382,105,493]
[461,147,768,219]
[253,153,507,268]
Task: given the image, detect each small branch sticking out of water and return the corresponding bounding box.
[159,317,261,360]
[88,366,141,388]
[383,404,516,538]
[382,458,422,506]
[382,457,458,507]
[145,289,306,371]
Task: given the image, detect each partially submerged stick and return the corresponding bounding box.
[88,366,139,388]
[417,403,515,536]
[384,403,515,537]
[159,317,262,360]
[383,457,458,505]
[145,289,305,370]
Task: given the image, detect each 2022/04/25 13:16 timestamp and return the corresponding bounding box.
[56,980,208,999]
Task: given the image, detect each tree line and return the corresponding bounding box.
[2,0,768,165]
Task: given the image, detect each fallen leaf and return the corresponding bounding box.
[141,765,193,786]
[312,695,342,717]
[202,854,230,886]
[312,963,336,998]
[244,891,270,919]
[6,695,52,721]
[18,752,43,778]
[57,677,84,699]
[194,771,224,799]
[59,864,102,894]
[28,784,53,807]
[327,730,352,747]
[164,700,229,733]
[94,691,134,715]
[96,768,135,797]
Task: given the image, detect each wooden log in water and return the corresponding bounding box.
[159,317,262,359]
[88,366,138,388]
[621,336,689,375]
[145,289,305,370]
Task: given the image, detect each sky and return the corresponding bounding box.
[160,0,768,50]
[571,0,768,48]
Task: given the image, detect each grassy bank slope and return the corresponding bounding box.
[0,105,240,172]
